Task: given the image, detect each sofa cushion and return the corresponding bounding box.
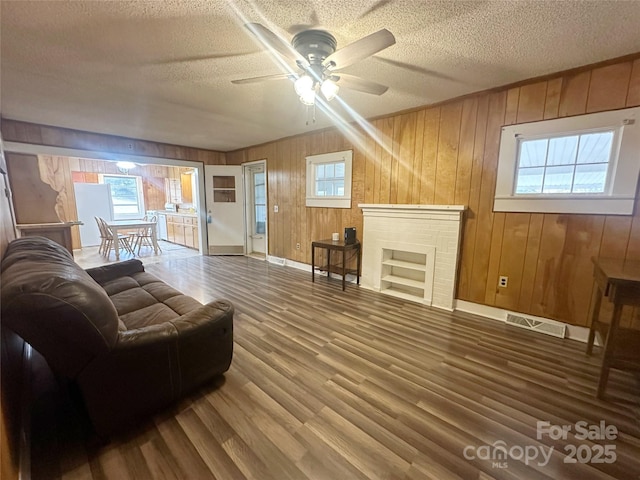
[100,270,203,330]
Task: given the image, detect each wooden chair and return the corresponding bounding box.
[131,215,160,254]
[97,217,134,258]
[94,216,109,255]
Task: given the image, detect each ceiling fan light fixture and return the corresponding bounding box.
[299,89,316,106]
[320,79,339,101]
[294,74,314,96]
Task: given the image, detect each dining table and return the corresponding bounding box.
[105,219,160,260]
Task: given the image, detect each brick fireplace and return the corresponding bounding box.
[359,204,466,311]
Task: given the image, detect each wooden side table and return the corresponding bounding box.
[311,239,361,291]
[586,257,640,398]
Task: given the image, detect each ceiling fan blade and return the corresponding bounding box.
[231,73,292,84]
[244,23,307,66]
[335,73,389,95]
[323,29,395,71]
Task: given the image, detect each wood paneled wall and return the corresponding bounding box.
[227,55,640,328]
[1,120,227,165]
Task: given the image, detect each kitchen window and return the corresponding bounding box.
[99,174,145,219]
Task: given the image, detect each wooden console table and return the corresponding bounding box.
[586,257,640,398]
[16,222,79,256]
[311,239,361,291]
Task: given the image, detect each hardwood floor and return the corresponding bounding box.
[30,255,640,479]
[73,240,200,269]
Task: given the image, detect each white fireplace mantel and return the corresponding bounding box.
[359,204,466,311]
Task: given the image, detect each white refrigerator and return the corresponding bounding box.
[74,183,114,247]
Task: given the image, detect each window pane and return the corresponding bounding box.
[255,205,266,234]
[254,172,266,205]
[543,165,574,193]
[547,135,578,166]
[335,180,344,195]
[577,131,614,164]
[316,164,325,179]
[334,162,345,178]
[515,167,544,194]
[324,163,334,178]
[573,163,608,193]
[114,205,140,214]
[519,139,548,167]
[315,180,325,196]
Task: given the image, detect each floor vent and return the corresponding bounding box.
[268,256,286,266]
[506,313,566,338]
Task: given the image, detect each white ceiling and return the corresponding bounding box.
[2,1,640,152]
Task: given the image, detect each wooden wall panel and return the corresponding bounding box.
[232,53,640,328]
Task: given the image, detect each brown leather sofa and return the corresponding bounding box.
[1,236,233,436]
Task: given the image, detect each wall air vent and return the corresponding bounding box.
[506,313,566,338]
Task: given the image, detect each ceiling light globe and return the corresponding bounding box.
[294,75,314,96]
[299,90,316,106]
[116,161,136,170]
[321,79,339,101]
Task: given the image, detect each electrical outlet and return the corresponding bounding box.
[296,243,300,250]
[498,276,508,288]
[274,205,279,213]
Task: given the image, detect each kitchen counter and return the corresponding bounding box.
[159,210,198,217]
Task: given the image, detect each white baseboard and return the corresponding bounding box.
[267,256,358,283]
[454,299,597,345]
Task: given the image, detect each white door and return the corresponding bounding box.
[74,183,114,247]
[244,162,267,256]
[204,165,244,255]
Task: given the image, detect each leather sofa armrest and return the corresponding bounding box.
[85,259,145,285]
[171,300,234,334]
[76,299,234,436]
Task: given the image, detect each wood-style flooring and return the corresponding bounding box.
[30,255,640,479]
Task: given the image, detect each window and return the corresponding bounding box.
[253,171,266,234]
[494,106,640,215]
[99,174,145,219]
[306,150,353,208]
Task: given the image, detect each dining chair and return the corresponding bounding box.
[132,215,160,254]
[98,218,134,258]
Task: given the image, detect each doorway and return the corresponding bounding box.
[243,161,267,258]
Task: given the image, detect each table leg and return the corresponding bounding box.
[152,224,160,254]
[113,228,120,261]
[342,250,346,291]
[327,249,331,282]
[597,301,623,399]
[586,286,603,356]
[357,244,361,285]
[311,245,315,282]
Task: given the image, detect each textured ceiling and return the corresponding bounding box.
[2,0,640,152]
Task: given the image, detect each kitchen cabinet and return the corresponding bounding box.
[165,213,199,250]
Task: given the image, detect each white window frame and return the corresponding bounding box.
[494,106,640,215]
[98,174,145,219]
[306,150,353,208]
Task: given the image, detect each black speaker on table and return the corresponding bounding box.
[344,227,356,244]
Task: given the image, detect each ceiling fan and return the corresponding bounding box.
[232,23,396,105]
